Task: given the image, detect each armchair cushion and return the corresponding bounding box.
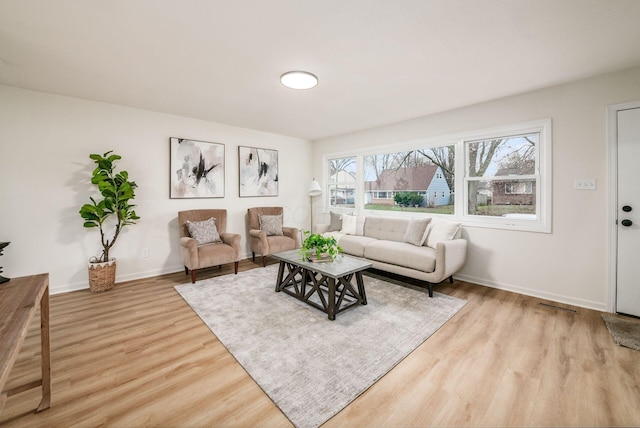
[185,217,222,245]
[259,214,283,236]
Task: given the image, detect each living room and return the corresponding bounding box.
[1,1,640,427]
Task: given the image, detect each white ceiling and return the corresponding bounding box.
[1,0,640,140]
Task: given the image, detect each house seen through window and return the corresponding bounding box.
[465,133,538,219]
[362,145,455,214]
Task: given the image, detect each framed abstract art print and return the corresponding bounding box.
[238,146,278,197]
[170,138,225,198]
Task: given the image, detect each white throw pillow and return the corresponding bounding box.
[355,215,366,236]
[425,219,461,249]
[340,214,357,235]
[403,218,431,246]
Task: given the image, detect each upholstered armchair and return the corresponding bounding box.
[178,209,241,283]
[247,207,300,267]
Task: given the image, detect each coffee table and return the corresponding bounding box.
[272,250,372,320]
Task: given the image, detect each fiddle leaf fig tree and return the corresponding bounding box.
[79,151,140,263]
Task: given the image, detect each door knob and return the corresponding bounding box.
[622,219,633,227]
[622,205,632,212]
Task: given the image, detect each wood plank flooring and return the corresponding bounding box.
[1,259,639,427]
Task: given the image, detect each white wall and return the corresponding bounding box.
[312,67,640,311]
[0,85,312,294]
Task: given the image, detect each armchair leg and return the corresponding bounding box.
[234,261,239,274]
[449,275,454,284]
[184,266,188,275]
[427,282,433,298]
[252,252,255,262]
[262,256,267,267]
[191,270,196,284]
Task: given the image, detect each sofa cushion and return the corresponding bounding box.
[425,219,461,249]
[364,216,409,241]
[337,235,378,258]
[403,218,431,246]
[364,240,436,273]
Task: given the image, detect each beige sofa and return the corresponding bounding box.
[314,215,467,297]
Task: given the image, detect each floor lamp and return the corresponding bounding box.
[308,179,322,232]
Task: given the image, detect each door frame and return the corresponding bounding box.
[606,100,640,313]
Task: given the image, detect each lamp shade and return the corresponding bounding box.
[308,179,322,196]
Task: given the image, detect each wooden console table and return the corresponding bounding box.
[0,274,51,415]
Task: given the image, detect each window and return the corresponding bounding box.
[329,157,356,208]
[465,132,538,220]
[362,144,455,214]
[323,119,551,232]
[505,182,533,194]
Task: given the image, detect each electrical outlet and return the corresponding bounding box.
[574,178,596,190]
[141,248,150,258]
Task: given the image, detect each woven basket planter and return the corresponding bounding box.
[88,258,116,292]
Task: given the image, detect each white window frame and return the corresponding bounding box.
[457,119,551,232]
[322,118,552,233]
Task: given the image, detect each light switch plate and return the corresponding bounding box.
[574,178,596,190]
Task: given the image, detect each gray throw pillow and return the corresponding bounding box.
[403,218,431,246]
[327,211,343,232]
[185,217,222,245]
[260,214,283,236]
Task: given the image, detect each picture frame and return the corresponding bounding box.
[170,137,225,198]
[238,146,279,197]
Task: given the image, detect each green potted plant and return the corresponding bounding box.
[299,231,343,262]
[79,151,140,292]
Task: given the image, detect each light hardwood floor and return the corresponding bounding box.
[1,259,639,427]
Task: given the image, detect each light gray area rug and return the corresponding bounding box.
[602,313,640,351]
[175,264,466,428]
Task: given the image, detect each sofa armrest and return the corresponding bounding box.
[432,239,467,282]
[313,224,330,234]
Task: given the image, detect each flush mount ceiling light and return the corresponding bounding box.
[280,71,318,90]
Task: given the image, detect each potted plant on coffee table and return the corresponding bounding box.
[79,151,140,292]
[299,231,343,263]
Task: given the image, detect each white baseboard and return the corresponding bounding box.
[51,254,259,295]
[50,263,185,295]
[453,273,607,312]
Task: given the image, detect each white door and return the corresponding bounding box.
[617,107,640,317]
